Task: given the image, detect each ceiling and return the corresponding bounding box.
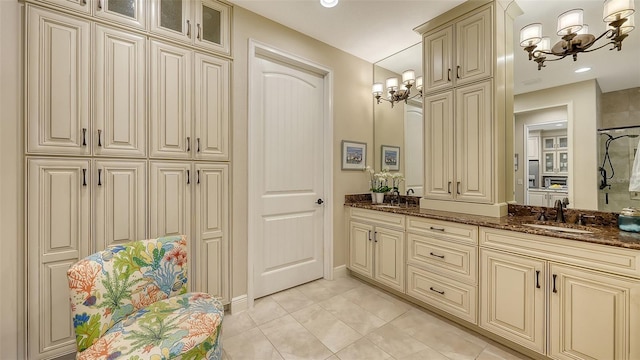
[230,0,640,95]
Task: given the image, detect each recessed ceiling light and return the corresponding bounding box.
[574,67,591,73]
[320,0,338,8]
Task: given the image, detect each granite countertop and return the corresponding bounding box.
[344,199,640,250]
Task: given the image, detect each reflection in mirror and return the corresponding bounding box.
[373,43,423,196]
[598,126,640,212]
[513,0,640,211]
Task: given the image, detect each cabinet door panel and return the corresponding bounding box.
[194,53,230,161]
[194,0,231,55]
[424,91,454,200]
[95,25,147,157]
[27,158,90,359]
[32,0,90,14]
[480,249,545,353]
[349,221,374,278]
[149,161,192,240]
[455,6,492,85]
[549,263,640,360]
[374,227,404,292]
[150,0,193,43]
[407,232,476,285]
[95,0,147,29]
[455,80,492,203]
[424,26,453,93]
[527,191,546,206]
[194,164,229,303]
[94,160,147,251]
[150,40,192,159]
[27,6,90,155]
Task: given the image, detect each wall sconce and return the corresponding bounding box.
[373,69,423,108]
[520,0,635,70]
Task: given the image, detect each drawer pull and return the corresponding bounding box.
[429,287,445,295]
[429,252,445,259]
[535,270,540,289]
[552,274,558,293]
[429,226,445,232]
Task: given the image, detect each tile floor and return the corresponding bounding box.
[221,275,532,360]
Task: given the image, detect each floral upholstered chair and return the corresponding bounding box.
[67,235,224,360]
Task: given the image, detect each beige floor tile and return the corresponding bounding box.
[271,287,316,313]
[223,327,283,360]
[259,314,333,360]
[342,286,411,322]
[323,276,365,294]
[389,308,449,335]
[335,338,393,360]
[291,303,362,353]
[397,347,450,360]
[319,295,386,335]
[247,296,289,325]
[476,343,533,360]
[365,323,429,358]
[297,279,343,302]
[221,311,256,340]
[324,356,340,360]
[410,328,485,360]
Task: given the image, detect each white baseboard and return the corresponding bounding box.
[333,264,347,278]
[230,295,248,314]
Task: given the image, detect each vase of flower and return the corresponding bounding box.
[370,191,377,204]
[375,192,385,204]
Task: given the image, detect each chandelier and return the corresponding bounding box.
[372,70,423,108]
[519,0,635,70]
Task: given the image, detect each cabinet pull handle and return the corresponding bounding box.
[197,138,200,152]
[187,170,190,184]
[368,230,372,241]
[98,0,102,9]
[186,20,191,38]
[447,181,452,194]
[456,65,461,79]
[456,181,461,194]
[82,128,87,146]
[535,270,540,289]
[82,169,87,186]
[430,252,445,259]
[429,287,445,295]
[197,23,201,40]
[98,129,102,147]
[196,170,200,184]
[81,0,86,5]
[98,169,102,186]
[186,137,191,152]
[447,68,451,81]
[429,226,445,232]
[374,231,377,242]
[552,274,558,293]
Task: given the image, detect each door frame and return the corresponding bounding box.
[247,39,334,307]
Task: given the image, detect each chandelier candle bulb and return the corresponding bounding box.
[372,83,384,96]
[604,0,635,22]
[520,23,543,46]
[416,76,423,91]
[386,77,398,92]
[538,37,551,52]
[557,9,584,36]
[577,24,589,35]
[618,15,635,34]
[402,70,415,85]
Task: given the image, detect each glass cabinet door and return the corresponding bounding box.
[194,0,231,55]
[151,0,193,42]
[96,0,147,29]
[544,152,555,173]
[558,151,568,173]
[543,137,555,150]
[557,136,568,150]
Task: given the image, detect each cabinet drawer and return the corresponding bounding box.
[350,208,405,229]
[480,227,640,279]
[407,232,477,285]
[407,265,477,324]
[407,216,478,245]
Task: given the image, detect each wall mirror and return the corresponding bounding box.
[373,43,423,196]
[512,0,640,211]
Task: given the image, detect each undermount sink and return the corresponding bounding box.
[523,223,594,234]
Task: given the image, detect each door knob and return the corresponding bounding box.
[316,199,324,205]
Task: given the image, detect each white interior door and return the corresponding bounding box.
[251,52,326,298]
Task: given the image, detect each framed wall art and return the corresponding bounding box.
[341,140,367,170]
[381,145,400,171]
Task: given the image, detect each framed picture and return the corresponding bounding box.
[341,140,367,170]
[381,145,400,171]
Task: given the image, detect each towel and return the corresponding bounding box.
[630,139,640,191]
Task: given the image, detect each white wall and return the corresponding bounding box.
[515,80,600,210]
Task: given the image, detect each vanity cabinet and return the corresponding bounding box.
[406,217,479,324]
[480,227,640,360]
[527,190,567,207]
[348,208,405,292]
[423,6,492,94]
[150,0,231,55]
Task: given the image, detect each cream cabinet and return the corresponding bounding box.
[527,136,540,160]
[423,6,491,94]
[150,40,230,161]
[150,0,231,55]
[406,217,478,324]
[543,151,568,175]
[480,248,546,353]
[528,190,567,207]
[27,158,91,359]
[26,6,91,156]
[424,80,492,203]
[480,227,640,360]
[94,0,147,29]
[94,24,147,157]
[149,161,193,242]
[347,208,405,292]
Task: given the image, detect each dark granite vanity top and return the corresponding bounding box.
[345,195,640,250]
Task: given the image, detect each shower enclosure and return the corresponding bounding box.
[598,126,640,212]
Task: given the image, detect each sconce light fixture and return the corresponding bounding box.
[520,0,635,70]
[372,70,423,107]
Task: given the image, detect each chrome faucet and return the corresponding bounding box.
[554,199,565,223]
[390,189,401,206]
